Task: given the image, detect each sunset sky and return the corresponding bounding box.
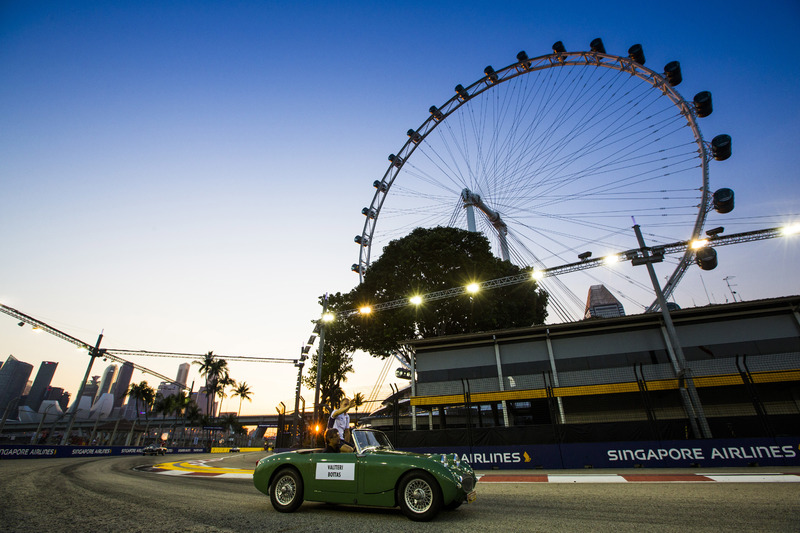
[2,1,798,416]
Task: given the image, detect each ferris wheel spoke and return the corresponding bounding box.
[356,45,725,319]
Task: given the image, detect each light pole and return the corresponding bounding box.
[0,397,22,436]
[292,347,308,446]
[61,331,103,445]
[312,295,334,437]
[632,223,712,439]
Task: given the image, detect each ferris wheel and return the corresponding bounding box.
[353,39,733,320]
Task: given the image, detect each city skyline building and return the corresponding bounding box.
[176,363,190,388]
[0,355,34,417]
[82,375,100,402]
[23,361,58,412]
[193,387,216,416]
[156,381,180,400]
[584,284,626,319]
[95,364,118,404]
[112,361,134,409]
[44,386,70,412]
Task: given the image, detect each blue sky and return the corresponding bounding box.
[1,1,798,415]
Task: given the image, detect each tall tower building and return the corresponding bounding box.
[112,361,134,408]
[95,364,118,404]
[82,376,100,402]
[584,285,626,319]
[176,363,190,388]
[24,361,58,412]
[0,355,34,416]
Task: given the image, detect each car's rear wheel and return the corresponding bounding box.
[269,467,304,513]
[397,471,442,522]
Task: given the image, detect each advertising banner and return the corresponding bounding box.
[0,445,206,460]
[406,436,800,469]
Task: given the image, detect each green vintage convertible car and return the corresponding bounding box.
[253,428,476,521]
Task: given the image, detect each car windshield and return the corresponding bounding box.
[353,430,393,452]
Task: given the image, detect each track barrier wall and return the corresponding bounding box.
[404,436,800,469]
[0,445,206,460]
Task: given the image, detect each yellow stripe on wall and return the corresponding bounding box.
[409,368,800,406]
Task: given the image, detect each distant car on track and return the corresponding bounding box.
[253,428,476,521]
[230,447,240,453]
[142,444,167,456]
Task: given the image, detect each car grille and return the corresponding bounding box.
[462,475,475,492]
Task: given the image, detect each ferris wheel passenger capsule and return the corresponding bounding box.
[373,180,388,192]
[628,44,645,65]
[664,61,682,86]
[407,129,422,144]
[484,66,498,83]
[695,246,718,271]
[590,38,606,54]
[516,51,531,70]
[552,41,566,54]
[429,105,444,121]
[694,91,713,118]
[455,84,470,101]
[712,188,734,214]
[711,134,732,161]
[388,154,404,168]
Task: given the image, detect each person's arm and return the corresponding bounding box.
[339,443,353,453]
[330,401,351,418]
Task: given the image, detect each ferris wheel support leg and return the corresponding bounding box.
[633,225,712,439]
[465,203,477,232]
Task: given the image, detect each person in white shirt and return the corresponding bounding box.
[329,397,352,445]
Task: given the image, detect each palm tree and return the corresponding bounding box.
[215,374,235,418]
[183,401,202,446]
[351,392,365,420]
[167,392,189,444]
[152,393,173,442]
[126,381,155,445]
[193,352,229,417]
[232,382,253,417]
[173,393,193,446]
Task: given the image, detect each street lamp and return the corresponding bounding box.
[313,296,334,443]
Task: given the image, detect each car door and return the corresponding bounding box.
[309,452,358,500]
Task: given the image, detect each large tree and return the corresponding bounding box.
[329,226,548,359]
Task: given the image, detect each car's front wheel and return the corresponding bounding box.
[269,467,304,513]
[397,471,442,522]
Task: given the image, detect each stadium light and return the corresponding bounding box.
[781,223,800,236]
